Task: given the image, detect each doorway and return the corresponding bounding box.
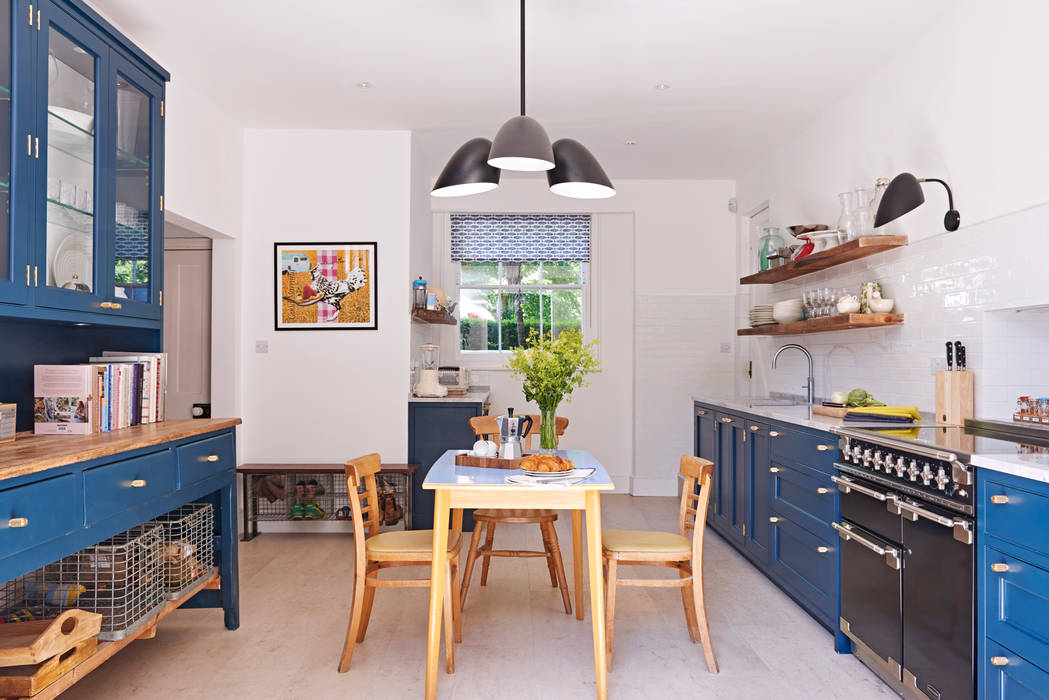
[163,237,212,419]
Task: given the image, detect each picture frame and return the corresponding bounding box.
[274,242,378,330]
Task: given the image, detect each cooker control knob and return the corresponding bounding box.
[907,459,920,481]
[934,466,950,490]
[920,463,934,486]
[851,445,862,463]
[862,449,872,467]
[873,451,883,469]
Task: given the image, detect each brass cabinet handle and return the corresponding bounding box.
[206,455,220,462]
[769,431,781,437]
[817,487,831,494]
[990,656,1009,667]
[770,467,781,473]
[130,479,147,488]
[697,410,707,415]
[990,495,1009,504]
[990,563,1009,573]
[817,445,833,451]
[100,302,112,309]
[750,425,761,431]
[816,546,831,554]
[769,517,780,523]
[99,301,123,310]
[720,417,733,423]
[8,517,28,528]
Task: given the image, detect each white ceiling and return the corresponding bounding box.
[93,0,953,179]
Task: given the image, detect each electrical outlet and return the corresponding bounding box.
[255,340,269,354]
[930,356,947,373]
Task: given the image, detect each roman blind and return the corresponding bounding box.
[450,213,590,262]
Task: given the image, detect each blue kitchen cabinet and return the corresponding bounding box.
[408,400,485,531]
[744,421,771,562]
[694,405,716,525]
[0,0,166,327]
[978,468,1049,699]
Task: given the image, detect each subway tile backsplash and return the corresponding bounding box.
[744,202,1049,420]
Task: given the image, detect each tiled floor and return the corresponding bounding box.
[62,495,894,699]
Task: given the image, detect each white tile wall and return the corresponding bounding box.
[636,294,736,495]
[746,203,1049,420]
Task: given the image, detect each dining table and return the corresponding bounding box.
[422,448,616,699]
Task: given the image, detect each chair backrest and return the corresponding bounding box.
[344,454,383,547]
[468,414,570,449]
[678,455,714,558]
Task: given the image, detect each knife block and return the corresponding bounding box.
[935,370,974,425]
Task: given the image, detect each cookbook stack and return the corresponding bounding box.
[749,305,776,327]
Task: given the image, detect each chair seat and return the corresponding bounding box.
[473,508,558,523]
[602,529,691,554]
[365,529,461,554]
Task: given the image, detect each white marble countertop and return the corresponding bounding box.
[409,387,490,404]
[972,452,1049,484]
[691,395,927,433]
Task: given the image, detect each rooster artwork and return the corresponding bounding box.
[275,243,378,330]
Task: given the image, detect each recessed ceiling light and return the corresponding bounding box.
[654,83,670,90]
[357,81,373,89]
[624,139,638,146]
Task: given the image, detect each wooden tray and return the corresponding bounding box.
[0,637,98,696]
[454,453,535,470]
[0,610,102,668]
[812,404,849,419]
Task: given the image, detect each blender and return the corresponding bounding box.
[414,343,447,397]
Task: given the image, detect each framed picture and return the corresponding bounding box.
[274,242,378,330]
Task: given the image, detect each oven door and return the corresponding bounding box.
[898,498,974,700]
[834,473,903,542]
[835,519,904,682]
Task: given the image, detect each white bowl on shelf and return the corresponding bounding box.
[868,298,895,313]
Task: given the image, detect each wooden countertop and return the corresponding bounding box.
[0,418,242,482]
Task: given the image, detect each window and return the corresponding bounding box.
[451,214,590,353]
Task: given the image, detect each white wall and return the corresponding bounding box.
[735,0,1049,421]
[427,178,737,495]
[240,129,412,462]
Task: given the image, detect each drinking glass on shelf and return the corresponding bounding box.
[826,287,840,315]
[802,290,815,319]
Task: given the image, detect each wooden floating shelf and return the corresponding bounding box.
[740,236,908,285]
[411,309,456,325]
[738,313,904,336]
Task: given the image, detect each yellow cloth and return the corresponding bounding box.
[846,405,922,422]
[365,530,460,554]
[602,529,691,554]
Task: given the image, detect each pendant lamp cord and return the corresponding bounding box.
[519,0,526,116]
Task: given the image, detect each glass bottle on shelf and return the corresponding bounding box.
[758,227,786,272]
[853,186,875,238]
[836,191,860,242]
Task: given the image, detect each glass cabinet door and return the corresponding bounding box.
[0,0,24,305]
[34,7,105,312]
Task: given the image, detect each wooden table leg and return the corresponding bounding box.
[572,509,584,621]
[425,489,451,700]
[585,491,607,699]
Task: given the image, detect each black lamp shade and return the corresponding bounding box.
[547,139,615,199]
[488,116,555,171]
[874,172,925,227]
[431,138,500,197]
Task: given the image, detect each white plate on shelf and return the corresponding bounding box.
[48,106,94,153]
[52,232,92,292]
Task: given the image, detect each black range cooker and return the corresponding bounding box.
[831,425,980,700]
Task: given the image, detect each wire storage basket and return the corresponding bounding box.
[146,503,215,600]
[37,523,166,641]
[245,470,410,531]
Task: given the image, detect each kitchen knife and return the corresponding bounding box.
[946,341,953,371]
[957,342,966,370]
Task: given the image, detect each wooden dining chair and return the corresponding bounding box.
[338,453,463,674]
[601,454,718,673]
[461,414,572,614]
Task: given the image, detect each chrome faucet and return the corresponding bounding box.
[772,344,815,405]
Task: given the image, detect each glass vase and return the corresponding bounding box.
[540,406,558,452]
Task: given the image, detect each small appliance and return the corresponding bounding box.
[414,344,447,397]
[496,408,533,460]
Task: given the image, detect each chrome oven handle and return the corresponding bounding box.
[832,475,890,502]
[896,500,974,545]
[832,522,901,570]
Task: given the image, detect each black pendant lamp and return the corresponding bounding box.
[875,172,961,232]
[431,0,613,198]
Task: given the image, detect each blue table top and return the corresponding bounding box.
[422,449,615,490]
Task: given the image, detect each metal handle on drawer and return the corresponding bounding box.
[831,475,890,502]
[990,656,1009,667]
[769,431,781,437]
[816,444,833,451]
[130,479,147,488]
[8,517,28,528]
[990,495,1009,504]
[896,501,973,545]
[720,417,733,423]
[990,563,1009,573]
[832,522,901,569]
[205,455,220,462]
[697,410,707,415]
[816,546,831,554]
[770,467,781,473]
[769,517,781,523]
[817,487,831,494]
[750,425,761,431]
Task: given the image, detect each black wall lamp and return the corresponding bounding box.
[874,172,960,232]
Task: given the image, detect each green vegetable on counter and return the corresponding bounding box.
[830,391,849,404]
[846,388,885,407]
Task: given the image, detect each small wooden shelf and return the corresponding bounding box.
[411,309,456,325]
[740,236,908,285]
[737,313,904,336]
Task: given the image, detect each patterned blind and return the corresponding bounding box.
[450,214,590,262]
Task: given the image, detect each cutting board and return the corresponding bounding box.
[454,453,534,470]
[812,404,849,419]
[0,609,102,667]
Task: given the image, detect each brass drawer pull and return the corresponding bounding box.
[816,546,830,554]
[769,431,781,437]
[720,417,733,423]
[990,656,1009,667]
[990,563,1009,573]
[206,455,220,462]
[697,410,707,415]
[990,495,1009,504]
[130,479,147,488]
[8,517,28,528]
[817,487,831,494]
[769,517,780,523]
[750,425,760,431]
[770,467,781,473]
[99,301,124,310]
[817,445,833,451]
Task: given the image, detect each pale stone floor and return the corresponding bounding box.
[62,495,895,699]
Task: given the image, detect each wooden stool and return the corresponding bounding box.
[463,414,572,614]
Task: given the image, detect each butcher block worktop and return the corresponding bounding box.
[0,418,242,482]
